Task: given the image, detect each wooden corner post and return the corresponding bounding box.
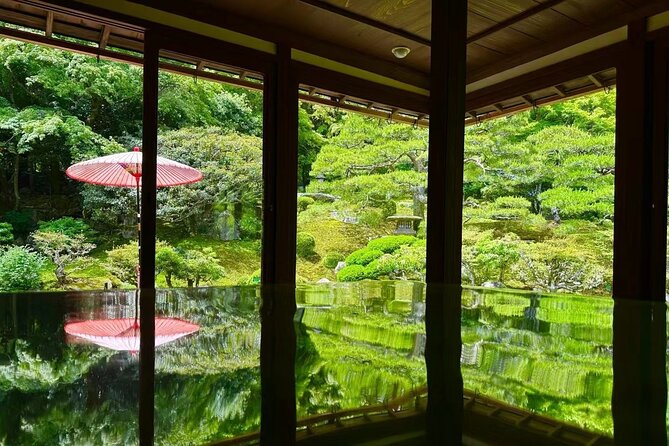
[612,20,669,446]
[139,29,159,446]
[613,20,668,300]
[260,44,298,445]
[425,0,467,444]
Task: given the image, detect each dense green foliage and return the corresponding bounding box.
[366,235,417,254]
[0,222,12,244]
[321,252,344,269]
[0,246,44,291]
[297,92,616,294]
[0,37,621,295]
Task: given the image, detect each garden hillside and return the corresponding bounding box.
[0,38,617,295]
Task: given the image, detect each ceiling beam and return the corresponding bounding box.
[45,10,53,37]
[300,0,571,48]
[466,43,623,112]
[298,0,430,47]
[467,0,567,44]
[0,23,263,91]
[552,85,566,97]
[468,0,669,84]
[98,24,110,49]
[465,81,612,126]
[588,73,604,88]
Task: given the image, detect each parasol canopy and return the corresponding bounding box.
[65,146,202,188]
[64,317,200,352]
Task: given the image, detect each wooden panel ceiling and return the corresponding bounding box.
[0,0,627,127]
[171,0,667,85]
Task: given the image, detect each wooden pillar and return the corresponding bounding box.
[425,0,467,444]
[612,300,667,445]
[613,20,668,300]
[139,29,159,446]
[260,44,298,445]
[612,20,668,446]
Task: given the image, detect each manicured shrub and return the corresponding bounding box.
[322,252,344,269]
[296,232,316,258]
[0,222,13,245]
[365,246,425,281]
[0,246,44,291]
[297,196,315,212]
[365,258,393,279]
[345,248,383,266]
[366,235,416,253]
[336,264,369,282]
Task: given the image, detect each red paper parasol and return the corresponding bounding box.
[66,146,202,188]
[65,317,200,352]
[66,146,203,285]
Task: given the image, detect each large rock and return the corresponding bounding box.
[334,261,347,274]
[482,281,504,288]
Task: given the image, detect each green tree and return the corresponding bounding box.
[156,128,263,236]
[177,248,225,287]
[32,231,95,286]
[104,242,140,286]
[310,114,428,219]
[156,244,185,288]
[0,104,120,209]
[463,234,520,285]
[298,107,324,189]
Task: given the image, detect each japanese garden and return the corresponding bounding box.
[0,37,627,445]
[0,38,616,295]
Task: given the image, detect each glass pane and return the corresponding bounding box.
[154,58,263,444]
[295,97,428,427]
[462,91,616,296]
[461,90,618,437]
[0,34,143,445]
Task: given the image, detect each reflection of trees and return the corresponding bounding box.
[0,287,266,445]
[155,370,261,445]
[460,288,615,435]
[295,321,345,416]
[0,285,621,443]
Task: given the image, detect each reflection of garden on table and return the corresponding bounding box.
[0,284,623,445]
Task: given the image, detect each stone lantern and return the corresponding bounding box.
[387,215,423,235]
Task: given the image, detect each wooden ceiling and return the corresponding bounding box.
[0,0,667,125]
[151,0,668,84]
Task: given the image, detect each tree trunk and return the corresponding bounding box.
[232,201,243,240]
[13,154,20,210]
[165,273,173,288]
[55,259,66,286]
[187,278,194,287]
